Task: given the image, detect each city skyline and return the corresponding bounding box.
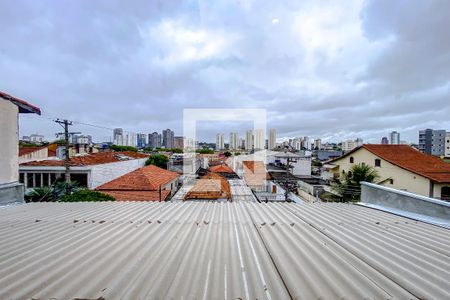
[3,0,448,144]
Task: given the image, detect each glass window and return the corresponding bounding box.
[375,159,381,167]
[349,157,354,163]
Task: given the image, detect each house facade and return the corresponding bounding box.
[326,144,450,200]
[0,91,41,204]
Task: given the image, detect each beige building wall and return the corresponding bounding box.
[0,101,19,184]
[332,148,434,198]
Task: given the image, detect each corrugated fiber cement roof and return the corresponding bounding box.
[0,202,449,299]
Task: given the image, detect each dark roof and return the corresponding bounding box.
[329,144,450,183]
[0,91,41,115]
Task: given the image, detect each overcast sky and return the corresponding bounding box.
[1,0,449,143]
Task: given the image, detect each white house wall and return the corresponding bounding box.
[0,101,19,184]
[89,158,147,189]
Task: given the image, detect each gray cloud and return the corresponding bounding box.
[2,0,449,143]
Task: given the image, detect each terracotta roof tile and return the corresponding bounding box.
[331,145,450,183]
[208,164,234,173]
[96,165,179,191]
[19,147,46,156]
[0,91,41,114]
[20,151,148,167]
[185,173,231,200]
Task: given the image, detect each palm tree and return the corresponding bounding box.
[332,164,379,202]
[26,187,55,202]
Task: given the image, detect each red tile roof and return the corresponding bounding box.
[0,91,41,114]
[332,144,450,183]
[96,165,179,191]
[208,164,234,173]
[185,173,231,200]
[20,151,148,167]
[19,147,46,157]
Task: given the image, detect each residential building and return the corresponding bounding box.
[113,128,123,145]
[162,129,175,148]
[341,139,363,152]
[326,144,450,200]
[268,129,276,150]
[245,130,253,150]
[148,132,161,148]
[446,132,450,158]
[0,91,41,204]
[390,131,400,144]
[29,134,45,143]
[314,138,322,150]
[381,137,389,144]
[254,129,265,150]
[19,147,49,164]
[19,151,148,190]
[174,136,184,149]
[136,133,147,148]
[96,165,179,201]
[229,132,239,150]
[419,129,446,156]
[216,133,224,150]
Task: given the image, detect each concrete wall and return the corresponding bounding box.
[89,158,147,188]
[331,148,433,198]
[0,182,24,206]
[0,100,19,184]
[19,147,48,164]
[360,182,450,228]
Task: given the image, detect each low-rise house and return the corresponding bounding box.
[96,165,179,201]
[19,146,49,164]
[0,91,41,204]
[208,164,239,179]
[19,151,148,190]
[185,173,231,201]
[326,144,450,200]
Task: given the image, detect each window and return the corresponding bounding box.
[19,173,24,184]
[442,186,450,201]
[375,159,381,167]
[349,157,354,163]
[390,179,394,184]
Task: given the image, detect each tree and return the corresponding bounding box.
[145,154,169,169]
[332,164,379,202]
[61,189,115,202]
[26,187,55,202]
[223,151,232,157]
[109,145,138,152]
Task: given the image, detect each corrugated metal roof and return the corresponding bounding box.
[0,202,449,299]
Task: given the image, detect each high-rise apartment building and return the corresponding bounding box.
[341,138,363,152]
[148,132,161,148]
[216,133,224,150]
[268,129,276,150]
[314,138,322,150]
[113,128,124,145]
[229,132,239,150]
[162,129,175,149]
[253,129,265,150]
[245,130,253,150]
[381,137,389,144]
[174,136,184,149]
[445,132,450,158]
[390,131,400,144]
[419,129,446,156]
[137,133,147,148]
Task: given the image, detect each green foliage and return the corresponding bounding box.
[312,159,323,167]
[109,145,138,152]
[332,164,379,202]
[196,149,214,154]
[26,187,55,202]
[145,154,169,168]
[223,151,232,157]
[235,152,241,156]
[143,147,183,153]
[60,189,115,202]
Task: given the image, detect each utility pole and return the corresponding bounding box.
[55,119,80,194]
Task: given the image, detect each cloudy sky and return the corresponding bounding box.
[1,0,449,143]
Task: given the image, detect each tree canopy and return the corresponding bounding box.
[332,163,379,202]
[145,154,169,169]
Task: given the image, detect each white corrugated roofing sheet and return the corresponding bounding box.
[0,201,449,299]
